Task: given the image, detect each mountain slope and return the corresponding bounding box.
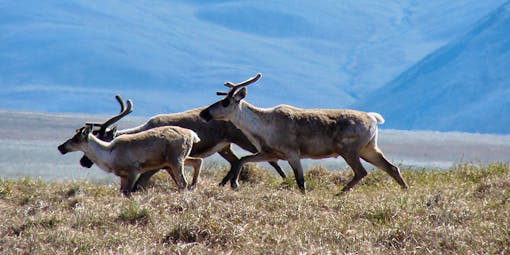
[355,1,510,134]
[0,0,506,117]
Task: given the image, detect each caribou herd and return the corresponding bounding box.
[58,73,408,195]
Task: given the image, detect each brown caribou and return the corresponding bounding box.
[199,73,408,193]
[80,95,287,192]
[59,124,202,196]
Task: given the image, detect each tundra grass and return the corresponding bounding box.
[0,163,509,254]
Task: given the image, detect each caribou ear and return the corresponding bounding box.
[105,126,118,141]
[233,87,247,102]
[82,125,93,135]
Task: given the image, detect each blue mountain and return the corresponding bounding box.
[355,1,510,134]
[0,1,508,134]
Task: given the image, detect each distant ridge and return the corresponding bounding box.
[0,1,506,120]
[355,1,510,134]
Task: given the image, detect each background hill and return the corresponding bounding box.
[0,0,508,133]
[2,110,509,181]
[355,2,510,134]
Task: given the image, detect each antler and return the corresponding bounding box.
[216,73,262,96]
[85,95,124,127]
[224,73,261,88]
[85,94,133,136]
[98,97,132,136]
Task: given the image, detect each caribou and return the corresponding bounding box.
[80,95,287,192]
[199,73,408,193]
[58,124,202,196]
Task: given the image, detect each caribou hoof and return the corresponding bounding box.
[230,181,239,191]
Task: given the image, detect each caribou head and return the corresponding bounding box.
[199,73,261,122]
[58,125,94,155]
[79,95,133,168]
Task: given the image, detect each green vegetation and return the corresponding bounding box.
[0,163,509,254]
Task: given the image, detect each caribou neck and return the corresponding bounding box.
[82,134,114,165]
[230,101,272,151]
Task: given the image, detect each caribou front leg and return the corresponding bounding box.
[226,152,279,190]
[287,157,306,193]
[217,145,242,187]
[119,172,138,197]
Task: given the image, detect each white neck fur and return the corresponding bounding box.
[230,101,272,151]
[81,134,113,168]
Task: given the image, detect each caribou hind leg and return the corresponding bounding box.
[340,154,368,193]
[184,157,203,190]
[165,167,187,191]
[360,140,408,189]
[166,161,188,191]
[131,169,160,192]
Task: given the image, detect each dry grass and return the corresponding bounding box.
[1,163,509,254]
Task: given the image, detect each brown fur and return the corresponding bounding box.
[200,84,408,193]
[114,107,287,190]
[59,126,202,196]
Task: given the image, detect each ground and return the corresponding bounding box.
[0,163,509,254]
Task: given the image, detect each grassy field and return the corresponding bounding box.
[0,163,509,254]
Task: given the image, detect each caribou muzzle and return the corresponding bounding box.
[57,143,68,155]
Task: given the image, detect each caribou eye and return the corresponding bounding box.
[221,99,230,107]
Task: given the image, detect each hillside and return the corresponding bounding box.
[0,0,506,117]
[355,1,510,134]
